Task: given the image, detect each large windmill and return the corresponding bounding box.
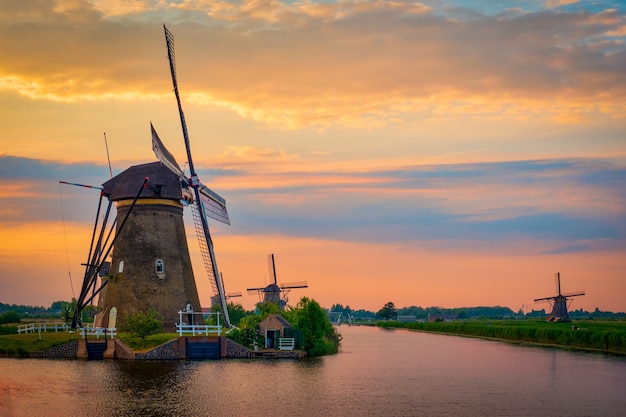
[247,254,308,310]
[71,26,232,330]
[534,272,585,322]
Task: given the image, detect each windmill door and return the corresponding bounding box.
[265,329,280,348]
[108,307,117,329]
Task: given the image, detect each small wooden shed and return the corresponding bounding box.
[258,314,292,349]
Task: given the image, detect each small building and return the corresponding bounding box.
[427,313,458,322]
[258,314,293,349]
[398,315,417,323]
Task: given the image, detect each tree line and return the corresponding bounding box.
[0,301,68,317]
[331,302,626,321]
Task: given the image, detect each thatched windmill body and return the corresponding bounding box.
[534,272,585,322]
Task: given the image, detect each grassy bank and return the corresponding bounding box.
[0,332,81,357]
[377,319,626,355]
[0,332,180,357]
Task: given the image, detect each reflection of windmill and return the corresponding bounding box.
[71,26,232,330]
[247,254,308,310]
[534,272,585,322]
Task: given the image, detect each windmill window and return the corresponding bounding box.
[155,259,164,273]
[118,261,124,273]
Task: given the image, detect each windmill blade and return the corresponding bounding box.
[247,287,265,294]
[164,25,195,175]
[534,296,556,302]
[280,281,308,289]
[268,254,277,284]
[220,273,241,299]
[226,292,243,298]
[151,123,185,179]
[554,272,562,295]
[563,291,586,297]
[190,198,231,326]
[199,183,230,225]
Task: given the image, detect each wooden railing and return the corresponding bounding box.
[80,326,117,339]
[278,337,295,351]
[17,322,71,334]
[177,310,222,336]
[176,323,222,336]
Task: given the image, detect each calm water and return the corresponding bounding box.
[1,326,625,417]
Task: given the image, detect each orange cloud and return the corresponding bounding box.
[1,1,624,131]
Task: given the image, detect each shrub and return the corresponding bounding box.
[122,309,163,347]
[0,311,20,325]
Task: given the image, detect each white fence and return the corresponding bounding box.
[16,322,116,339]
[79,326,117,339]
[177,310,222,336]
[17,322,71,334]
[278,337,295,351]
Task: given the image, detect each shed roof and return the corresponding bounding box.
[261,314,293,329]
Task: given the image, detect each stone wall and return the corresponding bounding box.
[25,336,281,360]
[225,338,254,358]
[134,339,180,360]
[114,339,135,359]
[30,340,78,358]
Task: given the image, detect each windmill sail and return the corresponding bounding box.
[268,253,277,283]
[162,25,231,328]
[199,184,230,225]
[151,123,185,179]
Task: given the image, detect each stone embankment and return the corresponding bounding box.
[30,340,78,358]
[28,336,304,360]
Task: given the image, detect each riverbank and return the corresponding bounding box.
[0,332,304,359]
[376,319,626,355]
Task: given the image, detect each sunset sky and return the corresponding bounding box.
[1,0,625,314]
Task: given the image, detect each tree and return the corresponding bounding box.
[61,299,77,326]
[284,297,341,356]
[330,303,344,312]
[257,302,280,316]
[226,302,250,327]
[123,309,163,347]
[377,301,397,321]
[49,300,67,313]
[0,311,21,325]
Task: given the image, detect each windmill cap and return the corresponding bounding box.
[263,283,281,293]
[103,161,185,201]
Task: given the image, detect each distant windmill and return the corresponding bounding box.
[247,254,308,310]
[534,272,585,322]
[221,273,242,301]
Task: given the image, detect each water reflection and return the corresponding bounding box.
[1,326,625,417]
[100,361,192,417]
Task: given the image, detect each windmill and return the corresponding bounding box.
[221,273,242,301]
[71,25,232,330]
[247,254,308,310]
[534,272,585,322]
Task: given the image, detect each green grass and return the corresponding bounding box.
[0,332,81,357]
[117,332,179,351]
[0,331,180,356]
[377,319,626,354]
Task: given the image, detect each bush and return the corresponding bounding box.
[285,297,341,357]
[0,311,20,325]
[0,325,18,335]
[122,309,163,347]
